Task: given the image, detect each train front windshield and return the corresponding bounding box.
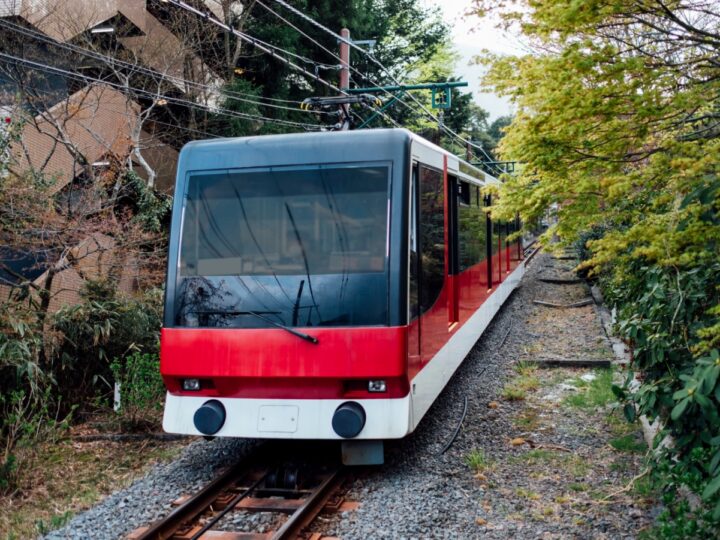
[174,164,390,328]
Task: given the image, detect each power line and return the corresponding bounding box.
[0,18,335,116]
[164,0,345,96]
[0,52,323,131]
[165,0,409,130]
[254,1,372,90]
[253,0,403,127]
[270,0,504,173]
[255,0,420,127]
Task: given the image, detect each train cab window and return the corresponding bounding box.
[418,164,444,314]
[176,164,391,328]
[458,182,486,271]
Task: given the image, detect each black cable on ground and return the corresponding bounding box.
[439,395,468,455]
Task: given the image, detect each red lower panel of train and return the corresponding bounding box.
[161,242,522,403]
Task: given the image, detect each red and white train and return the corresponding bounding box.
[161,129,527,464]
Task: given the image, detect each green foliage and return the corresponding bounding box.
[0,454,17,494]
[217,0,493,150]
[609,434,646,453]
[222,78,266,136]
[465,448,492,473]
[0,388,73,495]
[51,280,161,398]
[475,0,720,528]
[121,170,172,233]
[0,302,45,393]
[562,368,615,410]
[110,352,164,430]
[35,511,74,536]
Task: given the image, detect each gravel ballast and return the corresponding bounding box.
[46,251,657,539]
[316,251,657,539]
[44,439,257,540]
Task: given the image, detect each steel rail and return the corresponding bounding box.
[132,457,345,540]
[135,459,250,540]
[271,467,345,540]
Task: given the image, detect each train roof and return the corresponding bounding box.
[177,128,497,184]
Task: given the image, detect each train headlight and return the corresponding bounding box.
[182,378,201,391]
[368,380,387,393]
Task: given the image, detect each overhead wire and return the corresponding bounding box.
[254,0,406,129]
[165,0,408,130]
[2,0,503,157]
[271,0,504,174]
[0,13,393,132]
[26,85,226,140]
[0,52,323,130]
[0,17,335,115]
[163,0,345,95]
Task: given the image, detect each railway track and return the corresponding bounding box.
[128,445,355,540]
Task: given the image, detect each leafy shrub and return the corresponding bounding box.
[110,352,165,430]
[120,170,172,233]
[598,252,720,528]
[0,301,46,396]
[51,280,162,401]
[0,388,73,495]
[0,303,61,495]
[0,454,17,495]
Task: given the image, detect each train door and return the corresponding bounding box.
[408,154,462,370]
[417,162,447,366]
[446,165,460,327]
[408,163,421,377]
[485,194,493,289]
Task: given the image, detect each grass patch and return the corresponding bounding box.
[0,433,186,538]
[562,368,615,409]
[564,454,591,477]
[502,385,527,401]
[568,482,589,492]
[632,474,656,498]
[35,510,74,536]
[515,487,541,500]
[609,434,647,453]
[543,370,571,387]
[515,360,538,377]
[509,448,558,465]
[513,409,541,430]
[502,362,541,401]
[465,448,492,474]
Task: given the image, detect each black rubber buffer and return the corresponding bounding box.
[193,399,226,435]
[332,401,366,438]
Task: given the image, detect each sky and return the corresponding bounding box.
[423,0,523,120]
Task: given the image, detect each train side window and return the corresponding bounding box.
[419,164,444,314]
[409,163,419,320]
[457,180,471,206]
[458,183,486,271]
[485,193,493,287]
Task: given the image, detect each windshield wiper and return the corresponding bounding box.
[237,310,318,344]
[190,310,318,344]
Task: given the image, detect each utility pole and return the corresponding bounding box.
[437,109,444,145]
[339,28,351,130]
